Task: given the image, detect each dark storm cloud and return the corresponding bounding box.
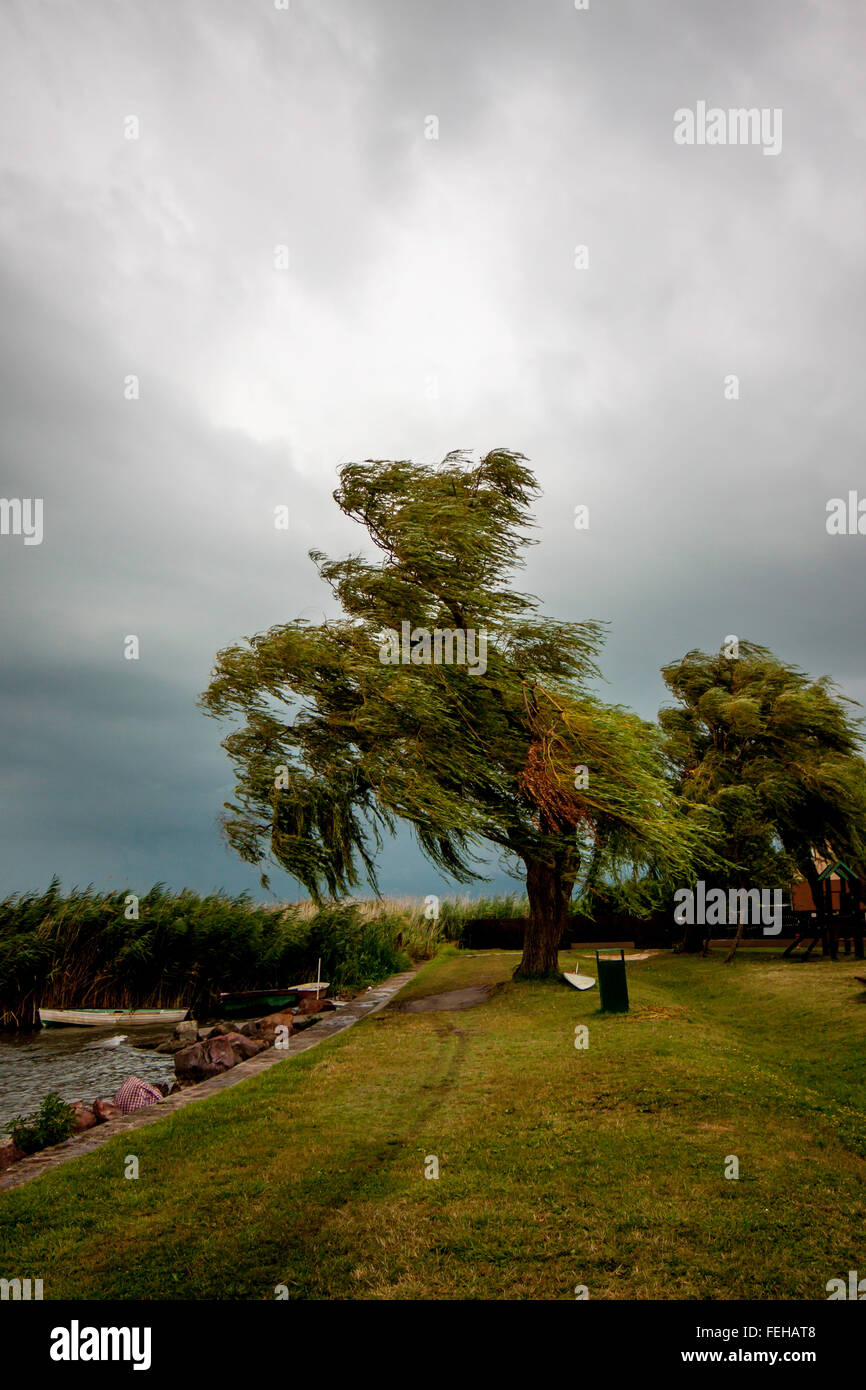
[0,0,864,898]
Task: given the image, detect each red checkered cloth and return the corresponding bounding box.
[113,1076,163,1114]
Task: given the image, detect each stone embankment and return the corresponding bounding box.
[0,970,416,1191]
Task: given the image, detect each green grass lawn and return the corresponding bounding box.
[2,946,865,1300]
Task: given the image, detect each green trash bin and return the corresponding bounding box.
[595,948,629,1013]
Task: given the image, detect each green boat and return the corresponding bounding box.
[217,989,300,1018]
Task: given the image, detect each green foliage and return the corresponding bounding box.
[438,893,529,931]
[200,450,702,912]
[276,904,411,991]
[10,1092,75,1155]
[571,875,666,919]
[659,642,866,890]
[0,884,437,1027]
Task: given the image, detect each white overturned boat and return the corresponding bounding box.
[563,972,597,991]
[39,1007,188,1028]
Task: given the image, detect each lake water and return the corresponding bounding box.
[0,1025,178,1140]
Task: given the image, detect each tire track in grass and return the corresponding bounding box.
[267,1013,471,1298]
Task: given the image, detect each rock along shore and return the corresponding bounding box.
[0,969,416,1193]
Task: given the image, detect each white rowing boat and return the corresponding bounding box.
[39,1007,188,1028]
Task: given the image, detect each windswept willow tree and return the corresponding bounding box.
[200,450,699,977]
[660,642,866,957]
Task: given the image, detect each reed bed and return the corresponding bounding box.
[0,880,527,1030]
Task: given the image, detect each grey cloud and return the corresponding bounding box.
[0,0,864,899]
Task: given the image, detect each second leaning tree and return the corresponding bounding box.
[200,450,697,978]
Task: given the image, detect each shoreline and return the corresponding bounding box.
[0,968,417,1193]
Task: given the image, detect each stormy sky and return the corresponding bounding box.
[1,0,864,903]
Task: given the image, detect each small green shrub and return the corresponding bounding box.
[10,1092,76,1154]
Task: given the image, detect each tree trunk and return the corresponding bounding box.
[678,918,707,954]
[516,855,572,978]
[723,903,745,963]
[796,854,827,951]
